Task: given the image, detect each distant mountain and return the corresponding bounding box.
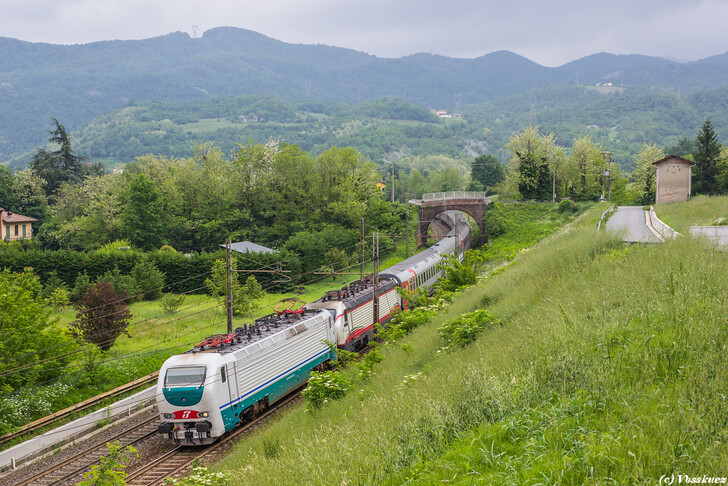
[1,26,728,163]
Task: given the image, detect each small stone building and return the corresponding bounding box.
[653,155,695,204]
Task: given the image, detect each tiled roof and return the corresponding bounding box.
[1,209,37,223]
[652,154,695,166]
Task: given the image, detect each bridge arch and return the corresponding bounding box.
[411,192,491,247]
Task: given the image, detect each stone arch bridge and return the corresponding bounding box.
[410,192,491,247]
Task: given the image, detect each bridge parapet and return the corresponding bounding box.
[422,191,488,201]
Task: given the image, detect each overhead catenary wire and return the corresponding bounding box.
[0,252,377,381]
[1,232,404,397]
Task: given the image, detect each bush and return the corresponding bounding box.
[482,202,509,239]
[558,199,579,213]
[95,240,136,255]
[100,267,139,302]
[46,288,70,310]
[302,370,352,409]
[71,272,91,302]
[161,293,185,314]
[438,309,500,349]
[130,259,165,300]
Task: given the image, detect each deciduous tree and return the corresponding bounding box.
[0,269,74,392]
[632,143,665,205]
[470,154,505,193]
[70,280,132,352]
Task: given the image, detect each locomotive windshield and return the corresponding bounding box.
[164,366,207,388]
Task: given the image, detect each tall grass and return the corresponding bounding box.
[215,205,728,484]
[655,195,728,233]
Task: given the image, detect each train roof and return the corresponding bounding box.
[184,309,328,356]
[310,277,396,310]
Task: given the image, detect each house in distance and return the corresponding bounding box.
[0,208,37,241]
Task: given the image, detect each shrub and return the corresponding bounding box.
[205,259,264,316]
[355,346,383,381]
[558,199,579,213]
[46,288,70,310]
[77,441,138,486]
[95,240,135,255]
[482,202,509,239]
[438,309,500,349]
[100,267,139,302]
[41,270,69,298]
[130,259,165,300]
[161,293,185,314]
[71,272,91,302]
[302,371,352,409]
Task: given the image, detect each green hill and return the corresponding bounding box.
[3,27,728,163]
[10,84,727,171]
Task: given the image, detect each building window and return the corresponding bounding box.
[14,225,18,236]
[22,224,26,238]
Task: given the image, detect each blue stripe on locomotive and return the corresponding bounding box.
[218,347,335,431]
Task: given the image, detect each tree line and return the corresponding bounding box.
[492,120,728,205]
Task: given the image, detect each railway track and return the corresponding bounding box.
[14,415,161,486]
[125,388,303,486]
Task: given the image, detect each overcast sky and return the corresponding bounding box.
[2,0,727,66]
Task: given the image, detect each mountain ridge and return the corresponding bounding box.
[1,26,727,162]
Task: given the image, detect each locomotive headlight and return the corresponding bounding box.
[200,411,209,418]
[164,413,175,419]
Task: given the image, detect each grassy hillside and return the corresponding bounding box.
[655,195,728,233]
[214,204,727,484]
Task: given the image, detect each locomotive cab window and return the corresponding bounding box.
[220,366,227,384]
[164,366,206,388]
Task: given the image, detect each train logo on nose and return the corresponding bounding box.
[171,410,200,419]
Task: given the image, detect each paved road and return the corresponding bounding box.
[605,206,661,243]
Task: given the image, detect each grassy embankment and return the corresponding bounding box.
[214,201,727,484]
[655,195,728,233]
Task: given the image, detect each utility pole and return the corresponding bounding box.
[600,151,612,202]
[372,232,379,330]
[360,217,365,279]
[225,239,233,334]
[405,208,410,259]
[391,160,395,203]
[605,152,613,201]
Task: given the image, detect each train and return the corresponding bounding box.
[156,211,471,445]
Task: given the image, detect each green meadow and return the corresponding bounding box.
[655,195,728,233]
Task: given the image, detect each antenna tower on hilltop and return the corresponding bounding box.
[192,25,199,38]
[454,92,462,117]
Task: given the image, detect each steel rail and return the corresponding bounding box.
[125,387,304,486]
[13,415,160,486]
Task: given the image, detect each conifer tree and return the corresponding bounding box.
[692,119,721,195]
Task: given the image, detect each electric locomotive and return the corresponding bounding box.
[156,308,335,445]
